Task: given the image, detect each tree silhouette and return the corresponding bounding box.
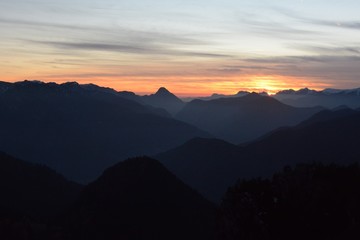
[218,163,360,240]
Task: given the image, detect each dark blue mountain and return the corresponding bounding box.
[176,93,322,143]
[0,81,11,93]
[157,110,360,202]
[142,87,185,115]
[0,81,209,183]
[0,151,81,219]
[156,138,242,201]
[274,87,360,108]
[65,157,216,240]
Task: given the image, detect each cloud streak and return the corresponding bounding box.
[30,40,234,59]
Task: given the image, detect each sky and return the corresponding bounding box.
[1,0,360,96]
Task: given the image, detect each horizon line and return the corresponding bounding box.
[2,79,360,98]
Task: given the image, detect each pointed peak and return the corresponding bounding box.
[156,87,171,95]
[153,87,179,99]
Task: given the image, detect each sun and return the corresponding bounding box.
[249,76,284,95]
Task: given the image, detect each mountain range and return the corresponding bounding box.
[183,87,360,109]
[182,90,268,102]
[176,93,322,143]
[274,87,360,108]
[1,80,360,239]
[157,108,360,202]
[0,81,208,183]
[142,87,185,115]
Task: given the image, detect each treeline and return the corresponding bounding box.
[1,156,360,240]
[218,163,360,240]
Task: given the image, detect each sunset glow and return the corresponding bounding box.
[1,0,360,96]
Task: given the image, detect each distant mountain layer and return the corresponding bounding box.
[117,86,185,115]
[65,157,216,240]
[274,87,360,108]
[0,81,209,183]
[142,87,185,115]
[0,151,81,219]
[277,87,360,96]
[182,91,268,102]
[182,87,360,109]
[176,93,322,143]
[157,109,360,202]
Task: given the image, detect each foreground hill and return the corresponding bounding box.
[0,152,81,219]
[156,138,243,202]
[176,93,322,143]
[65,157,216,240]
[157,110,360,202]
[0,81,209,183]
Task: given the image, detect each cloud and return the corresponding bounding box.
[271,7,360,31]
[234,10,320,41]
[240,53,360,85]
[244,19,315,37]
[1,15,235,60]
[294,45,360,56]
[0,17,96,31]
[29,40,234,59]
[245,54,360,64]
[305,19,360,31]
[0,16,205,46]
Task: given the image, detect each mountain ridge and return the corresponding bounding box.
[176,92,322,143]
[142,87,185,115]
[0,80,210,183]
[157,110,360,202]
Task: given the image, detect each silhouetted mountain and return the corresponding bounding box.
[142,87,185,115]
[274,87,360,108]
[218,163,360,240]
[0,151,81,219]
[0,81,11,93]
[65,157,216,240]
[276,87,319,96]
[176,93,322,143]
[157,111,360,202]
[156,138,242,201]
[117,90,144,103]
[182,91,268,102]
[0,81,209,183]
[323,87,360,96]
[332,104,351,111]
[297,108,358,127]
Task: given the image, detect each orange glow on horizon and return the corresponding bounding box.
[2,74,332,97]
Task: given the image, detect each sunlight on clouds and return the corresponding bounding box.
[1,0,360,95]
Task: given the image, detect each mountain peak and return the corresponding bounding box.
[142,87,184,115]
[275,88,318,95]
[155,87,172,96]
